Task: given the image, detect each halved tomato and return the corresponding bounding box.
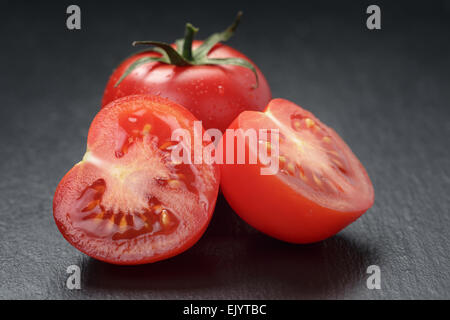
[219,98,374,243]
[53,95,220,265]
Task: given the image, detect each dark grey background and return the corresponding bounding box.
[0,0,449,299]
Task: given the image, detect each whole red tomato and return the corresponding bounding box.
[102,13,271,132]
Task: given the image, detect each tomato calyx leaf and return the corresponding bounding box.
[114,56,166,88]
[131,41,190,66]
[200,57,259,89]
[114,11,259,88]
[192,11,242,60]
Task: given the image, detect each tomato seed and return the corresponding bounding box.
[323,136,332,144]
[305,118,315,128]
[83,200,99,212]
[159,141,175,150]
[142,124,152,135]
[313,174,323,187]
[287,162,296,175]
[161,210,170,226]
[168,179,181,188]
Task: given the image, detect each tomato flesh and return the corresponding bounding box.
[219,98,374,243]
[72,178,179,241]
[53,95,220,265]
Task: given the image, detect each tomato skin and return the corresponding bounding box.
[102,41,271,132]
[54,95,220,265]
[219,99,374,244]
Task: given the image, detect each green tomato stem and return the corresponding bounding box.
[182,23,199,61]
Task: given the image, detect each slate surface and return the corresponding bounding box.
[0,0,449,299]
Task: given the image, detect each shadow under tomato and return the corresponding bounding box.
[232,233,378,298]
[82,193,378,298]
[82,249,222,291]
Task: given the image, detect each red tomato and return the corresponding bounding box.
[53,95,220,265]
[219,99,374,243]
[102,14,271,132]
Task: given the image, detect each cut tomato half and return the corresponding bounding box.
[53,95,220,265]
[219,98,374,243]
